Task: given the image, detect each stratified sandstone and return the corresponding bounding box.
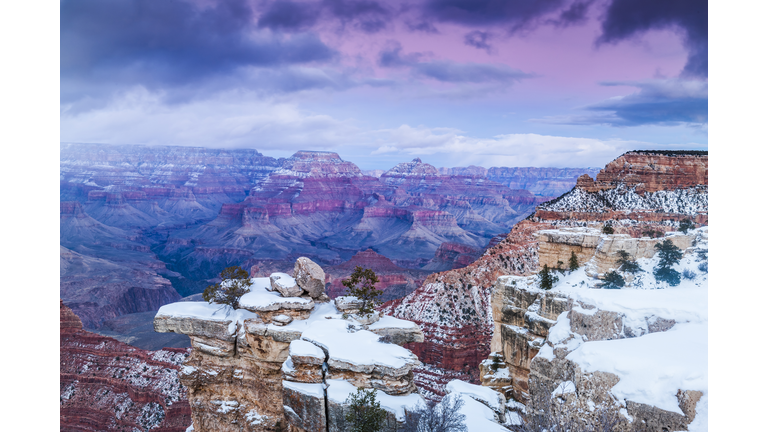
[153,259,425,431]
[60,300,191,432]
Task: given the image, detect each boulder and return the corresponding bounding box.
[294,257,327,299]
[269,273,303,297]
[271,314,293,326]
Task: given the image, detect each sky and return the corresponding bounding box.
[59,0,708,170]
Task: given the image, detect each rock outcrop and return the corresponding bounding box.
[60,300,192,431]
[153,258,426,431]
[383,150,708,403]
[533,151,708,224]
[484,226,708,431]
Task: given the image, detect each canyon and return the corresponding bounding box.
[60,143,594,341]
[381,150,708,406]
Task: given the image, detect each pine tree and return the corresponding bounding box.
[344,388,387,432]
[599,271,625,289]
[568,251,579,272]
[342,266,382,317]
[537,264,558,290]
[678,218,695,233]
[202,266,253,309]
[653,240,683,286]
[616,250,640,273]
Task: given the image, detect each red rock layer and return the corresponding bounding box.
[60,301,191,431]
[381,221,551,393]
[579,151,707,194]
[325,249,430,300]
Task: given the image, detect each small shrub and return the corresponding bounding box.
[202,266,253,309]
[682,269,696,280]
[537,264,559,290]
[344,388,387,432]
[678,219,695,233]
[342,266,383,317]
[697,261,708,273]
[568,251,579,272]
[599,271,625,289]
[602,224,614,234]
[696,249,708,273]
[401,394,467,432]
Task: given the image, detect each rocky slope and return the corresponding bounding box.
[60,300,191,431]
[382,150,708,400]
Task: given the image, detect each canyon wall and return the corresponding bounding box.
[60,300,191,431]
[383,150,708,401]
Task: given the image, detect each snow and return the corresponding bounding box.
[244,409,267,426]
[289,340,326,360]
[155,302,257,334]
[270,273,297,288]
[551,381,576,397]
[445,379,503,412]
[325,379,425,422]
[282,380,325,399]
[262,302,342,333]
[567,321,707,416]
[446,393,509,432]
[238,279,312,311]
[367,314,419,330]
[300,319,419,371]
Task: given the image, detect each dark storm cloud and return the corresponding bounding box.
[61,0,336,96]
[379,41,533,83]
[597,0,708,77]
[538,79,708,127]
[421,0,567,33]
[464,31,493,53]
[257,0,394,34]
[549,0,593,27]
[257,0,322,31]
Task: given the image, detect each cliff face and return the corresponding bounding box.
[153,258,426,431]
[382,151,708,401]
[380,220,548,399]
[486,227,708,431]
[60,300,191,431]
[534,151,708,224]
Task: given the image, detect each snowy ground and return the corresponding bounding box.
[521,236,709,431]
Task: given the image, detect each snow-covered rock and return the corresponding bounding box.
[269,272,302,297]
[293,257,327,299]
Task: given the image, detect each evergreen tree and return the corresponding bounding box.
[202,266,253,309]
[568,251,579,272]
[342,266,382,317]
[615,250,640,273]
[344,388,387,432]
[678,219,695,233]
[602,223,614,234]
[653,240,683,286]
[537,264,558,290]
[599,271,625,289]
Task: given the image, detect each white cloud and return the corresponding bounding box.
[60,87,705,170]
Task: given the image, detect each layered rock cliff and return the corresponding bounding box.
[60,300,191,431]
[485,227,708,431]
[383,150,708,402]
[153,258,426,431]
[533,151,708,224]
